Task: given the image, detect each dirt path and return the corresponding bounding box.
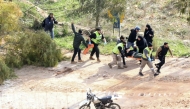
[0,53,190,109]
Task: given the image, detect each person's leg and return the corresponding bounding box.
[90,45,97,60]
[117,55,123,69]
[139,60,147,76]
[147,61,156,80]
[71,48,78,63]
[157,56,165,73]
[127,41,132,48]
[131,42,135,49]
[78,48,82,61]
[96,46,100,62]
[108,53,117,68]
[49,29,54,39]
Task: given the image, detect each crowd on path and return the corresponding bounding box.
[42,13,173,80]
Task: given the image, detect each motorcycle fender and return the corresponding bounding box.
[79,100,90,106]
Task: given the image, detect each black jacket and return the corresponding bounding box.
[136,36,147,53]
[71,24,87,48]
[144,25,154,43]
[127,29,138,43]
[44,16,58,31]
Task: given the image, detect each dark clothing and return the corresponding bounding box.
[158,46,169,56]
[125,48,138,57]
[144,25,154,43]
[71,24,87,48]
[71,48,81,61]
[157,55,165,72]
[90,32,104,46]
[44,16,58,31]
[90,44,100,58]
[128,29,138,43]
[118,46,126,65]
[136,36,147,53]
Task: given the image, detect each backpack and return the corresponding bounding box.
[41,18,46,27]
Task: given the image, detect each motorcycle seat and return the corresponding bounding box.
[99,96,112,104]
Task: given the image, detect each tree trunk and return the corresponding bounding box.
[95,0,101,27]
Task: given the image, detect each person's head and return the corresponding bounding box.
[135,26,140,32]
[164,42,169,48]
[146,24,151,30]
[49,13,53,18]
[78,29,82,34]
[137,36,142,41]
[121,40,126,46]
[96,27,101,34]
[148,42,153,49]
[120,35,125,41]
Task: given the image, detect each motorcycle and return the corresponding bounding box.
[79,88,121,109]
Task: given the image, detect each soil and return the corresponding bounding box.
[0,53,190,109]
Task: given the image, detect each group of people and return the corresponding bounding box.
[43,13,173,80]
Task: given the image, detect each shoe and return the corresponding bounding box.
[123,65,128,68]
[154,73,159,77]
[89,56,95,60]
[139,72,144,76]
[108,63,112,69]
[118,66,124,69]
[157,70,161,73]
[155,64,159,68]
[71,61,77,64]
[78,60,84,62]
[97,58,101,62]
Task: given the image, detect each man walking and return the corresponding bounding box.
[139,43,158,80]
[136,35,147,64]
[108,41,127,69]
[44,13,58,39]
[155,42,173,75]
[89,28,107,62]
[127,26,140,49]
[71,23,88,64]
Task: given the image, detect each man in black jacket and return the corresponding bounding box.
[144,24,154,43]
[155,42,173,75]
[127,26,140,49]
[136,35,147,64]
[71,23,88,64]
[44,13,58,39]
[89,28,107,62]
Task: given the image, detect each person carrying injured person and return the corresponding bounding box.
[108,40,127,69]
[125,47,142,59]
[139,42,158,80]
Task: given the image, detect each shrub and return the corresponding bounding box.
[31,19,43,30]
[5,30,63,67]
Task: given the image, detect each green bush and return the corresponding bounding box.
[31,19,43,30]
[5,30,63,67]
[0,59,14,85]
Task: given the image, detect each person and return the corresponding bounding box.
[139,42,158,80]
[136,35,147,64]
[89,28,107,62]
[71,23,88,64]
[127,26,140,49]
[117,35,125,45]
[44,13,58,39]
[125,47,142,59]
[144,24,154,43]
[154,42,173,75]
[108,41,127,69]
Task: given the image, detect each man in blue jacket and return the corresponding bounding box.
[44,13,58,39]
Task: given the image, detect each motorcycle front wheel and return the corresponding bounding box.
[108,103,121,109]
[79,104,91,109]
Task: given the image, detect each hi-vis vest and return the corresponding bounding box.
[142,47,153,59]
[91,31,102,44]
[113,43,124,54]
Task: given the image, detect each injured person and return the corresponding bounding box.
[125,47,142,59]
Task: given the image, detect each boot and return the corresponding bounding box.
[118,66,124,69]
[123,65,128,68]
[108,63,112,69]
[71,61,77,64]
[139,72,144,76]
[97,58,101,62]
[89,56,95,60]
[78,60,84,62]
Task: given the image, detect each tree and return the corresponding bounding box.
[175,0,190,23]
[73,0,126,27]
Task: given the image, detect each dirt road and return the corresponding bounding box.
[0,53,190,109]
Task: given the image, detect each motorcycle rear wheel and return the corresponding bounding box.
[79,104,91,109]
[108,103,121,109]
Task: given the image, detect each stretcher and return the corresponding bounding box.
[82,44,94,55]
[126,56,142,60]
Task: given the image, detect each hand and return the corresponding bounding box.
[51,18,54,20]
[104,42,107,45]
[148,58,151,62]
[88,41,91,44]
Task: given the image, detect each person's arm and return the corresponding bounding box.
[101,34,107,44]
[143,49,149,59]
[53,17,58,24]
[155,47,162,58]
[82,37,88,48]
[168,47,173,57]
[71,23,76,34]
